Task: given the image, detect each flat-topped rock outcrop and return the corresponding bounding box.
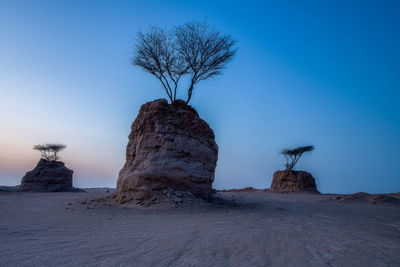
[269,170,319,193]
[20,159,77,192]
[116,99,218,202]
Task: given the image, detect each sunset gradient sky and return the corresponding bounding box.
[1,0,399,193]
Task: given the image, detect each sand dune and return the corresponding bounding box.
[1,190,399,266]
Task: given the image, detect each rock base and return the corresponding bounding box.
[269,170,319,193]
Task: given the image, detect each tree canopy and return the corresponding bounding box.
[133,21,237,104]
[33,144,66,161]
[281,145,314,170]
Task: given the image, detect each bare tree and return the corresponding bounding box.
[281,145,314,170]
[33,144,66,161]
[133,21,237,104]
[33,144,52,161]
[134,27,187,102]
[176,21,237,104]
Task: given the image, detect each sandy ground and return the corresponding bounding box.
[1,189,400,266]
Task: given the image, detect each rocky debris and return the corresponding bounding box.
[79,197,115,209]
[336,192,400,204]
[161,188,198,207]
[116,99,218,203]
[268,170,319,193]
[80,187,206,209]
[20,159,81,192]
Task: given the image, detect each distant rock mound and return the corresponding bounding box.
[218,187,264,193]
[20,159,80,192]
[336,192,400,204]
[116,99,218,203]
[0,185,19,192]
[269,170,319,193]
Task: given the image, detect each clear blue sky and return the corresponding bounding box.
[1,0,399,193]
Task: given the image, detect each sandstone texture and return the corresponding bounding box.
[116,99,218,202]
[269,170,319,193]
[20,159,76,192]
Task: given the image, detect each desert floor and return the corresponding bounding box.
[1,189,399,266]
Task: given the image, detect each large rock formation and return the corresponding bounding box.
[269,170,319,193]
[116,99,218,202]
[20,159,76,192]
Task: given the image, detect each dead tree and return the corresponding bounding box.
[133,27,187,102]
[281,145,314,170]
[33,144,66,161]
[133,21,237,104]
[175,21,237,104]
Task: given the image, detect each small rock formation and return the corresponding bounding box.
[116,99,218,203]
[20,159,77,192]
[269,170,319,193]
